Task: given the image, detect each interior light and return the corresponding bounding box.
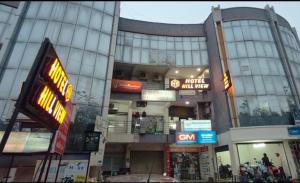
[185,101,190,105]
[197,68,201,71]
[175,70,179,74]
[253,143,266,148]
[190,75,194,78]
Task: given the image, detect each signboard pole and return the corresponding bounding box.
[0,108,19,153]
[37,130,56,182]
[44,153,53,182]
[54,155,62,183]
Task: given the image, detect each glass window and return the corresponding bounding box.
[167,41,174,50]
[158,40,167,50]
[58,23,75,46]
[176,51,183,65]
[184,51,192,65]
[0,11,9,22]
[123,46,131,63]
[183,41,191,50]
[104,1,115,15]
[236,42,247,57]
[226,42,237,59]
[201,51,208,65]
[64,3,79,24]
[245,41,256,57]
[249,58,261,75]
[271,43,279,58]
[81,1,93,7]
[81,51,96,77]
[240,59,251,75]
[20,43,39,69]
[200,41,207,50]
[94,54,108,79]
[44,21,61,43]
[253,75,266,95]
[254,42,265,57]
[76,76,92,103]
[72,26,88,49]
[10,69,28,99]
[17,20,34,42]
[175,41,183,50]
[263,76,275,94]
[68,74,78,101]
[115,45,122,61]
[258,26,268,41]
[233,27,243,41]
[250,26,260,40]
[51,2,66,21]
[102,15,113,34]
[90,11,103,31]
[93,1,104,11]
[241,21,251,40]
[66,48,83,74]
[7,43,26,68]
[86,30,100,52]
[149,49,158,64]
[192,51,201,66]
[268,60,278,74]
[158,50,167,64]
[54,45,70,68]
[26,2,40,18]
[77,6,91,27]
[224,27,234,42]
[264,43,273,57]
[232,21,240,27]
[98,33,111,55]
[0,69,16,98]
[141,49,149,64]
[243,76,255,95]
[259,58,270,75]
[142,39,149,48]
[37,1,53,19]
[29,20,47,42]
[191,42,199,50]
[266,27,273,41]
[233,77,244,96]
[166,50,175,65]
[90,78,104,105]
[150,40,158,49]
[132,48,141,64]
[133,38,141,47]
[229,60,240,77]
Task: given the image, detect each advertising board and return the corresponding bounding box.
[182,119,212,131]
[169,78,210,90]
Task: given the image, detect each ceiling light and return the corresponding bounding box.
[197,68,201,71]
[190,75,194,78]
[253,143,266,148]
[175,70,179,74]
[185,101,190,105]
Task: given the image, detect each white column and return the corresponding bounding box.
[127,101,132,134]
[283,140,299,179]
[164,102,170,134]
[228,143,240,180]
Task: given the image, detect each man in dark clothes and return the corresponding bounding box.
[262,153,272,167]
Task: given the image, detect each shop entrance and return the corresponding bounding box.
[170,152,201,180]
[130,151,163,174]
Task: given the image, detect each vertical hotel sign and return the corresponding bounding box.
[17,38,73,131]
[223,70,232,91]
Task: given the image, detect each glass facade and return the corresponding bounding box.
[223,20,295,126]
[115,31,209,66]
[0,1,117,152]
[279,26,300,94]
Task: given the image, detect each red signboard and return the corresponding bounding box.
[111,79,142,93]
[170,146,208,153]
[51,101,73,155]
[176,133,196,141]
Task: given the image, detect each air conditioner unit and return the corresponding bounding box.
[153,74,163,82]
[139,72,147,81]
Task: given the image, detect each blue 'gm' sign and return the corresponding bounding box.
[197,131,217,144]
[287,126,300,136]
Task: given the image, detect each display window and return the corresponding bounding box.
[216,150,232,179]
[237,142,291,182]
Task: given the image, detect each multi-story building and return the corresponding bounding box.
[0,1,299,182]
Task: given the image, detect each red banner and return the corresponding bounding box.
[170,146,208,153]
[51,101,73,155]
[111,79,142,93]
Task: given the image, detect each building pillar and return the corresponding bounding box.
[164,102,170,134]
[127,101,133,134]
[283,140,299,179]
[228,142,240,180]
[125,144,131,169]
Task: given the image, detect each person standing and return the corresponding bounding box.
[274,153,286,180]
[262,153,271,167]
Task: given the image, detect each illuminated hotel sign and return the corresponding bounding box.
[169,78,210,90]
[223,70,232,91]
[16,38,73,130]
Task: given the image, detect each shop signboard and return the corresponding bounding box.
[142,90,176,101]
[287,126,300,136]
[182,119,212,131]
[83,131,101,151]
[111,79,143,93]
[176,132,197,145]
[169,78,210,90]
[176,131,217,145]
[223,70,232,91]
[197,131,216,144]
[16,38,73,130]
